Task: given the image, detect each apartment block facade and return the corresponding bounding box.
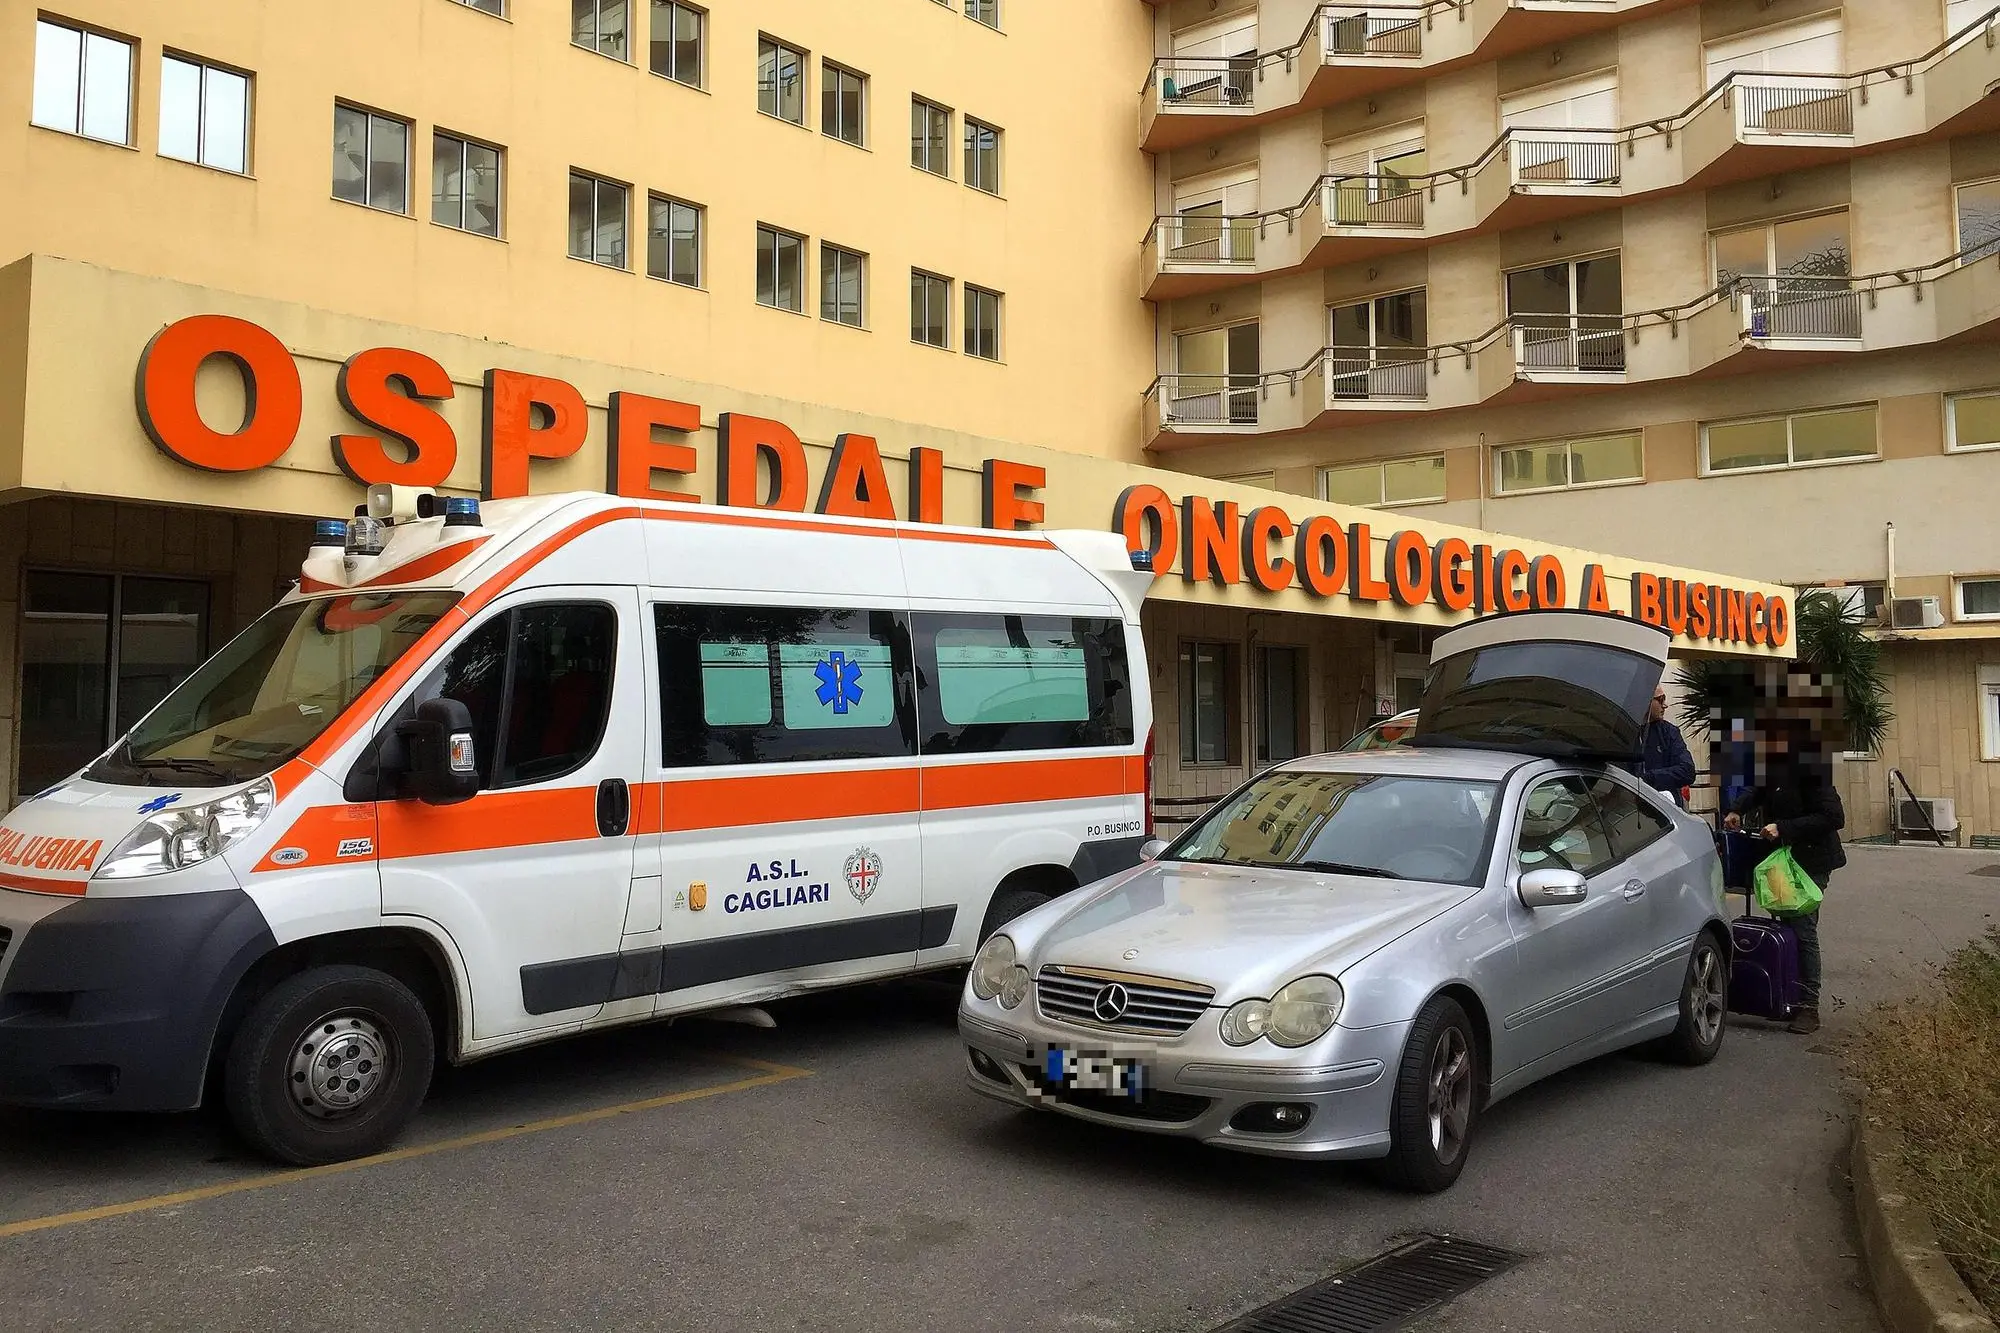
[1140,0,2000,838]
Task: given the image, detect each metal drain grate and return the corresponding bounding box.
[1212,1234,1523,1333]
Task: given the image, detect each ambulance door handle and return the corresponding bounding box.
[596,778,630,838]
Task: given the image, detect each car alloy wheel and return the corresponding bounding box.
[1688,942,1726,1048]
[1427,1025,1474,1166]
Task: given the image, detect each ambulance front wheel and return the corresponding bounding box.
[223,964,436,1166]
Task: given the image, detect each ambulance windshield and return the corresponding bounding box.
[87,591,460,787]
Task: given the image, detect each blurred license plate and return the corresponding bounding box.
[1042,1048,1147,1097]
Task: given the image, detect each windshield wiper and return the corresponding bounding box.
[132,756,237,782]
[1288,859,1399,879]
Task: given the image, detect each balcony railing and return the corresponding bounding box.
[1734,78,1855,136]
[1731,275,1862,340]
[1153,57,1257,108]
[1153,214,1261,265]
[1510,135,1620,187]
[1153,374,1266,427]
[1325,349,1429,400]
[1324,175,1426,228]
[1322,6,1424,58]
[1511,317,1627,373]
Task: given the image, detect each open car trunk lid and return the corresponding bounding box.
[1413,610,1671,763]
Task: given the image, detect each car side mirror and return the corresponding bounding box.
[1138,838,1169,862]
[1518,866,1588,908]
[394,697,481,806]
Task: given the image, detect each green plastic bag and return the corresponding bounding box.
[1752,845,1823,917]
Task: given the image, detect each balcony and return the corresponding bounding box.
[1140,0,1705,154]
[1144,11,2000,301]
[1141,247,2000,449]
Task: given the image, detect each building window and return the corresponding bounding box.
[1179,642,1235,766]
[1255,645,1304,766]
[966,0,1001,30]
[1712,211,1853,337]
[821,62,866,146]
[457,0,505,14]
[758,37,807,124]
[18,572,209,797]
[1981,666,2000,762]
[1808,582,1887,625]
[912,270,951,347]
[32,18,132,146]
[1958,578,2000,621]
[649,1,703,87]
[964,117,1001,194]
[1947,389,2000,451]
[965,284,1001,360]
[432,132,502,237]
[1958,178,2000,265]
[568,170,628,268]
[1327,289,1427,399]
[1169,323,1261,425]
[912,97,951,175]
[1496,431,1643,494]
[1703,404,1877,473]
[1505,254,1624,372]
[333,103,410,213]
[159,53,250,174]
[1320,454,1448,507]
[647,194,701,286]
[573,0,630,61]
[757,224,806,312]
[820,243,864,326]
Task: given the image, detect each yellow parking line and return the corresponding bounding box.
[0,1052,811,1240]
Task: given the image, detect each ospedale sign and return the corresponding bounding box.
[132,314,1789,650]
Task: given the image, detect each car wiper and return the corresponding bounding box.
[1288,859,1399,879]
[132,756,237,782]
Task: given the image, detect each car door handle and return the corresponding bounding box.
[1622,879,1647,900]
[596,778,630,838]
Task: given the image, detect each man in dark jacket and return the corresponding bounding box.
[1639,687,1697,806]
[1722,723,1846,1034]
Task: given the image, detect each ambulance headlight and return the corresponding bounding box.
[970,934,1016,1002]
[95,778,276,880]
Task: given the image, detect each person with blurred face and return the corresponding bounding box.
[1637,686,1696,808]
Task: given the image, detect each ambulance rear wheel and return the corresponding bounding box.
[979,887,1050,944]
[223,964,435,1167]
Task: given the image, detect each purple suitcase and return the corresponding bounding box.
[1727,892,1800,1021]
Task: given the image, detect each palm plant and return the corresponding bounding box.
[1671,588,1893,754]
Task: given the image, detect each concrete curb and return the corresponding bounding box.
[1851,1097,1998,1333]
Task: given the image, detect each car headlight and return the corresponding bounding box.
[1219,975,1344,1048]
[970,934,1016,1002]
[94,779,276,880]
[998,964,1030,1009]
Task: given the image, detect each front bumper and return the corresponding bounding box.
[957,1002,1411,1160]
[0,887,276,1111]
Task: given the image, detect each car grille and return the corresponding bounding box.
[1017,1067,1213,1124]
[1034,964,1215,1036]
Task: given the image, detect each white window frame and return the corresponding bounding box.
[569,170,630,269]
[650,1,705,88]
[965,0,1001,32]
[1493,431,1645,496]
[1956,576,2000,622]
[573,0,632,62]
[432,130,504,238]
[820,241,866,327]
[964,116,1002,195]
[1709,208,1851,283]
[646,192,702,287]
[1948,388,2000,452]
[758,35,808,125]
[333,102,412,215]
[1699,403,1880,476]
[912,269,952,348]
[1980,665,2000,761]
[821,60,866,147]
[31,17,134,146]
[757,223,808,313]
[456,0,506,15]
[912,95,953,176]
[1500,71,1619,130]
[964,284,1002,361]
[1318,454,1448,508]
[159,51,252,175]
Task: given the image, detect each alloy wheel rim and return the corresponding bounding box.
[1690,946,1726,1046]
[1426,1026,1473,1165]
[287,1010,392,1120]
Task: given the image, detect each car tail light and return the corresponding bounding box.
[1143,726,1156,838]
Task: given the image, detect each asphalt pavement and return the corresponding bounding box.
[1,844,1995,1333]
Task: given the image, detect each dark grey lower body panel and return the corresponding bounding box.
[520,905,958,1016]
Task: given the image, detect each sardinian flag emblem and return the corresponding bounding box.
[843,847,882,904]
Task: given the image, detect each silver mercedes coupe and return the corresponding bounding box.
[958,610,1732,1192]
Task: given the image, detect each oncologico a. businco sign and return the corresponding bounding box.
[131,313,1787,651]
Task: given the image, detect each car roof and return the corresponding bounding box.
[1279,746,1536,782]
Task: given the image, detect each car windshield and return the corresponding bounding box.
[87,591,459,787]
[1167,768,1499,887]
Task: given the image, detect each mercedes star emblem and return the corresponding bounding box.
[1093,982,1130,1024]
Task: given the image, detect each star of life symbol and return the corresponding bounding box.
[814,651,865,715]
[843,847,882,903]
[137,793,182,815]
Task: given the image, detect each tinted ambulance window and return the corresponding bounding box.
[655,605,915,766]
[1588,776,1674,861]
[911,613,1133,755]
[1516,775,1620,878]
[425,602,616,790]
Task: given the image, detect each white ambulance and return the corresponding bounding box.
[0,487,1155,1164]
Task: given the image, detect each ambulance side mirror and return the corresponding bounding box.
[396,698,481,806]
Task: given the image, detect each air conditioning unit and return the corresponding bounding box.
[1896,796,1958,835]
[1889,595,1945,630]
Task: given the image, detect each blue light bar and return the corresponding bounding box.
[310,519,348,549]
[443,496,482,528]
[1129,548,1154,572]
